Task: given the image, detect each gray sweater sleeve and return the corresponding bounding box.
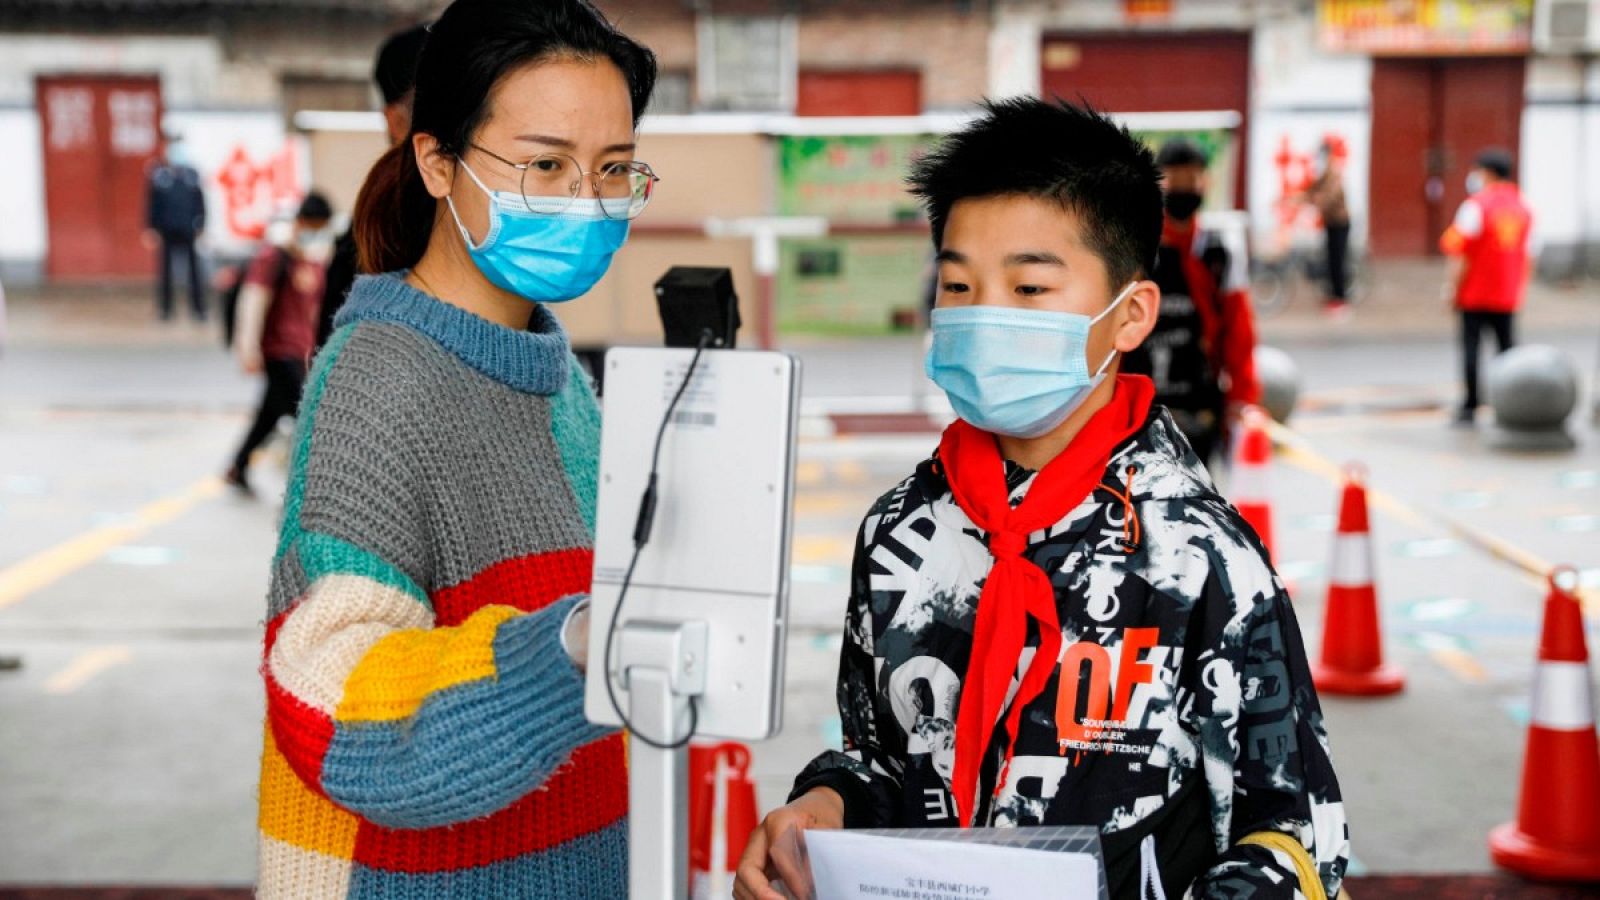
[261,327,612,830]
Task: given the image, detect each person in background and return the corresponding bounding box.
[144,134,209,322]
[1306,138,1352,316]
[314,22,431,351]
[1121,138,1260,466]
[223,192,333,493]
[1440,148,1533,426]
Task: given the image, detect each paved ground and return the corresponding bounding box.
[1,276,1599,890]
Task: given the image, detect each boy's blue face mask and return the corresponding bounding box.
[446,158,630,304]
[925,281,1136,439]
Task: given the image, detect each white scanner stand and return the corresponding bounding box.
[619,620,706,899]
[586,348,800,900]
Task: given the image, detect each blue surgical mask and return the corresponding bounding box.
[1466,172,1486,195]
[926,282,1136,438]
[446,158,630,303]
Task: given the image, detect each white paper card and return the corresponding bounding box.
[806,830,1102,900]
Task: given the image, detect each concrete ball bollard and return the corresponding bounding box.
[1486,345,1579,451]
[1254,345,1301,424]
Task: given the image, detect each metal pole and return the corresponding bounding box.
[627,667,689,900]
[619,619,706,900]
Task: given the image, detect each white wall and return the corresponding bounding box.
[1521,56,1600,271]
[164,110,308,256]
[988,14,1042,99]
[0,109,47,279]
[1248,14,1373,252]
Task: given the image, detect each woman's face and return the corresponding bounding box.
[422,56,638,245]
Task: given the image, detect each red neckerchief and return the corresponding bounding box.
[938,374,1155,827]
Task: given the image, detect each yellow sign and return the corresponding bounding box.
[1318,0,1533,54]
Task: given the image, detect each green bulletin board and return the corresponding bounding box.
[776,134,936,223]
[777,235,931,336]
[776,134,935,335]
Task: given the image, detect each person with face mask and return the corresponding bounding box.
[1439,148,1533,426]
[253,1,656,896]
[1121,139,1261,466]
[737,100,1346,900]
[223,192,333,494]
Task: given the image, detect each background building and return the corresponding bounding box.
[2,0,1596,310]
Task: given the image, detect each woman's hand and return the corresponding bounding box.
[733,787,844,900]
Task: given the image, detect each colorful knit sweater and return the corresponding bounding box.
[257,274,626,898]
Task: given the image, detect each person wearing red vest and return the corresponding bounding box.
[735,99,1346,900]
[1122,139,1261,466]
[1440,148,1534,425]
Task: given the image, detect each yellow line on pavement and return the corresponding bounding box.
[44,645,133,694]
[1275,444,1431,531]
[1428,646,1491,685]
[1268,422,1595,611]
[0,477,224,610]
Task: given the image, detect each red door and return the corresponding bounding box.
[1040,32,1252,210]
[796,70,922,116]
[37,75,164,280]
[1368,57,1525,257]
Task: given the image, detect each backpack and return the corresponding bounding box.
[220,245,292,350]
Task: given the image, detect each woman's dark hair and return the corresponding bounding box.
[353,0,656,274]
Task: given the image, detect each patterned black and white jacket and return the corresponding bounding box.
[792,408,1348,900]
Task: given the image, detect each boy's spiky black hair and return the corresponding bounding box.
[909,97,1163,287]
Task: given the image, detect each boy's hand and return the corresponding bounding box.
[733,787,844,900]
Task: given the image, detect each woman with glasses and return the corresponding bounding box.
[254,1,656,896]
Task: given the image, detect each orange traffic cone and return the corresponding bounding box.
[1231,406,1276,563]
[1311,464,1404,696]
[1490,567,1600,881]
[689,742,760,899]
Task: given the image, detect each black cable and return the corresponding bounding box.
[601,329,714,750]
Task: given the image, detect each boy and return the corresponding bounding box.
[1121,139,1260,465]
[735,100,1346,899]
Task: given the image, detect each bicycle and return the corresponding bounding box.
[1251,241,1373,316]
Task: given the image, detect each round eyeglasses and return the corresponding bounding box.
[469,143,659,220]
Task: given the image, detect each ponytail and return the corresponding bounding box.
[352,140,437,274]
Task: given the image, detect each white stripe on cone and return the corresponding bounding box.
[1328,533,1373,589]
[1530,661,1598,731]
[1231,463,1270,503]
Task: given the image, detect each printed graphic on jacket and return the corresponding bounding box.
[793,409,1349,899]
